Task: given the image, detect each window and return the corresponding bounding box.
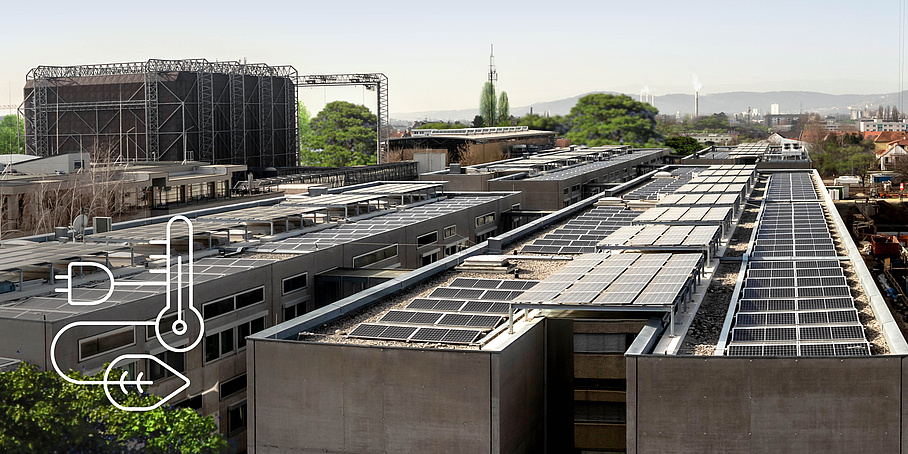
[146,312,178,340]
[205,316,267,363]
[237,317,266,349]
[572,184,581,192]
[352,244,398,268]
[79,327,135,361]
[227,401,247,436]
[511,204,520,210]
[148,350,185,381]
[443,225,456,238]
[220,374,247,400]
[235,288,264,309]
[445,241,466,256]
[421,251,438,266]
[202,286,265,320]
[475,230,496,243]
[203,297,234,320]
[282,273,308,295]
[284,303,305,322]
[205,332,224,362]
[475,212,495,228]
[416,231,437,248]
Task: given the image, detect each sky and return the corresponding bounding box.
[0,0,902,118]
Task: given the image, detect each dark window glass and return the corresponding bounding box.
[204,334,219,362]
[148,350,185,381]
[203,298,234,320]
[235,288,264,309]
[80,328,134,360]
[220,374,247,400]
[220,329,234,356]
[282,274,308,294]
[228,403,247,435]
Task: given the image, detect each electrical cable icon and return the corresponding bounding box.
[49,216,203,412]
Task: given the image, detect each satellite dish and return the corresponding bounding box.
[72,214,89,238]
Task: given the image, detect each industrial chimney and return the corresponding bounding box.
[694,91,699,117]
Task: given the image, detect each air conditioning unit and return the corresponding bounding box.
[93,217,113,234]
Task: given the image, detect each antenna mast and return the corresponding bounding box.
[489,44,498,89]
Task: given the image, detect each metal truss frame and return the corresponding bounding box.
[295,73,389,163]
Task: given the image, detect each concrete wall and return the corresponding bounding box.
[248,320,546,454]
[627,355,903,453]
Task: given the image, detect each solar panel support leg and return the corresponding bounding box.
[669,309,676,337]
[507,304,514,334]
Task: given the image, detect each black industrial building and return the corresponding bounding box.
[23,59,298,167]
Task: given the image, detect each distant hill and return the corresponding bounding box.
[393,90,904,123]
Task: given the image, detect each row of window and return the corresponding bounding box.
[204,316,266,363]
[353,244,398,268]
[203,287,265,320]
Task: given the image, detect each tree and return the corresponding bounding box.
[0,114,25,154]
[298,102,314,155]
[497,92,510,126]
[302,101,377,167]
[664,136,701,156]
[516,113,569,135]
[479,82,496,128]
[564,93,661,146]
[0,362,226,453]
[471,115,484,128]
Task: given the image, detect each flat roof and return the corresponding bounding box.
[0,242,129,271]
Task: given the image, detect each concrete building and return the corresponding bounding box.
[0,181,522,448]
[245,163,904,453]
[388,127,557,165]
[420,146,669,210]
[859,118,908,133]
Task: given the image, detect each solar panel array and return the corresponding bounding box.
[598,225,720,250]
[633,206,732,225]
[623,177,692,201]
[726,260,870,357]
[347,278,538,345]
[255,196,501,254]
[520,207,639,254]
[726,172,870,357]
[751,203,837,259]
[765,173,819,202]
[657,193,741,210]
[515,252,702,307]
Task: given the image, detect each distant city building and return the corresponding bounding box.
[763,113,803,132]
[687,133,738,145]
[770,103,780,115]
[859,118,908,133]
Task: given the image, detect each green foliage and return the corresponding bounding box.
[664,136,702,156]
[302,101,377,167]
[415,121,470,130]
[0,363,226,454]
[497,92,510,125]
[298,102,314,154]
[810,133,877,179]
[516,113,569,135]
[564,94,661,146]
[471,115,484,128]
[0,115,26,155]
[479,82,496,128]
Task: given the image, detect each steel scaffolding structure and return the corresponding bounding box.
[22,59,299,167]
[295,73,389,163]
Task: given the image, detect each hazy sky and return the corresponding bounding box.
[0,0,901,117]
